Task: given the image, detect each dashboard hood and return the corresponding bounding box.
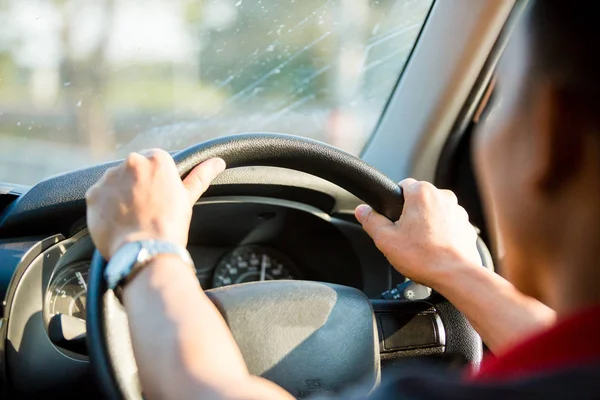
[0,162,362,239]
[0,162,118,238]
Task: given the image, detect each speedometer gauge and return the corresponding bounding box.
[212,245,299,288]
[45,261,89,321]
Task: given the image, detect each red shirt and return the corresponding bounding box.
[470,304,600,382]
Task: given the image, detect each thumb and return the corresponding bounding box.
[183,158,226,205]
[355,204,394,241]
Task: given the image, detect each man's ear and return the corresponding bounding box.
[529,80,584,194]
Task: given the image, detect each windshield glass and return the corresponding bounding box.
[0,0,432,185]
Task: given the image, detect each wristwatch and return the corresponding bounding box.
[105,239,194,292]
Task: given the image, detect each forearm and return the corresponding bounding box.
[433,263,556,354]
[122,255,292,400]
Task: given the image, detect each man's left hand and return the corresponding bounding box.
[85,150,225,259]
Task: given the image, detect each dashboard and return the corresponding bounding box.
[0,182,398,397]
[0,166,492,398]
[42,196,391,337]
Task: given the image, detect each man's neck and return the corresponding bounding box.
[542,207,600,317]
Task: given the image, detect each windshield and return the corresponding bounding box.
[0,0,432,185]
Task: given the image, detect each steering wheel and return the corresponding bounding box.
[86,133,482,399]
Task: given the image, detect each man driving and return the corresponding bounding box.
[85,1,600,398]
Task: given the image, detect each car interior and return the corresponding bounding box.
[0,0,522,398]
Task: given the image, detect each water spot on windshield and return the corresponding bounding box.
[0,0,433,185]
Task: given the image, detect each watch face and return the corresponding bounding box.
[105,242,143,289]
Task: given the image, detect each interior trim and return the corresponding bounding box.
[435,0,527,187]
[195,195,332,221]
[362,0,516,182]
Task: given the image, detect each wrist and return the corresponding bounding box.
[121,253,194,295]
[105,239,194,294]
[427,257,484,295]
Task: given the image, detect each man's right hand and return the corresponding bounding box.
[355,178,482,288]
[356,179,556,354]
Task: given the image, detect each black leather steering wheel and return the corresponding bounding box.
[87,133,482,399]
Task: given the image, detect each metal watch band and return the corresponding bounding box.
[105,239,194,291]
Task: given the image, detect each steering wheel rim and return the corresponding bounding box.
[173,133,404,220]
[86,133,482,399]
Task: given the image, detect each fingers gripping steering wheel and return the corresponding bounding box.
[86,133,482,399]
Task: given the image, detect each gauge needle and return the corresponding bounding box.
[260,255,267,281]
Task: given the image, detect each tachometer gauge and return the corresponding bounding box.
[45,261,89,321]
[212,246,299,288]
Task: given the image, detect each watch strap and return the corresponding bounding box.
[105,239,194,291]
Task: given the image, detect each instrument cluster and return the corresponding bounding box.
[44,245,299,324]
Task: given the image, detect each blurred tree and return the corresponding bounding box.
[57,0,114,158]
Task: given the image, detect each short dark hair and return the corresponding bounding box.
[526,1,600,102]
